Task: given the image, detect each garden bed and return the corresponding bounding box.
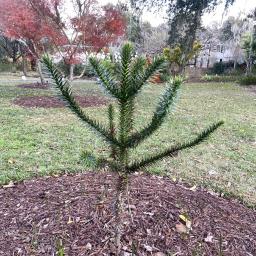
[13,95,109,108]
[17,83,50,90]
[0,172,255,255]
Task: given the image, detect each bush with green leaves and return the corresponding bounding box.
[239,75,256,86]
[201,74,239,83]
[212,62,225,75]
[42,42,223,255]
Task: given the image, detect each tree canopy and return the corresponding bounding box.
[133,0,235,61]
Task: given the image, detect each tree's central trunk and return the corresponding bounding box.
[114,173,128,256]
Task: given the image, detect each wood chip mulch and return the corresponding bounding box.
[13,96,109,108]
[17,83,49,90]
[0,172,255,256]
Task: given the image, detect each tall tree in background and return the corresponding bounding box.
[133,0,235,70]
[128,0,144,51]
[197,23,220,69]
[141,22,168,55]
[242,26,256,74]
[0,35,23,72]
[219,16,249,69]
[117,1,144,51]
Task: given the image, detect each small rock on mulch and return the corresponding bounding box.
[13,95,109,108]
[0,172,255,256]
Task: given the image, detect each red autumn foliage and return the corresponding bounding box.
[0,0,126,64]
[0,0,66,58]
[73,5,126,52]
[68,4,126,64]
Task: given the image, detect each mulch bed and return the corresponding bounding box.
[17,83,50,90]
[0,172,255,256]
[13,96,109,108]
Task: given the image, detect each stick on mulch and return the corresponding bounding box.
[13,95,109,108]
[0,172,255,256]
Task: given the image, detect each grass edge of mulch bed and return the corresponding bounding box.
[2,169,255,210]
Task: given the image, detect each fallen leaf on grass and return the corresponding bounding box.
[3,181,15,188]
[8,159,16,164]
[189,185,197,192]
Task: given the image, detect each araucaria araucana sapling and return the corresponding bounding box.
[42,42,223,255]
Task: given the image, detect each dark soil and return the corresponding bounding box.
[0,172,255,256]
[13,95,109,108]
[17,83,49,90]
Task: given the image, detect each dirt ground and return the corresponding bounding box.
[13,95,109,108]
[17,83,49,90]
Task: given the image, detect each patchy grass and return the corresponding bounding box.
[0,77,255,206]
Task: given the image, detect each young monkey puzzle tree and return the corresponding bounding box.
[42,42,223,255]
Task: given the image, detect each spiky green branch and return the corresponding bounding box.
[128,121,224,172]
[126,77,182,148]
[42,55,120,147]
[128,56,166,97]
[89,58,121,99]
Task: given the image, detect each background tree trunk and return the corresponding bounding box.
[37,59,45,84]
[75,65,87,79]
[69,64,75,81]
[22,56,27,76]
[11,58,17,73]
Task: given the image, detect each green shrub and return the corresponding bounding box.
[239,75,256,85]
[159,67,171,82]
[83,63,95,77]
[212,62,224,75]
[201,74,238,83]
[207,61,246,76]
[0,59,23,72]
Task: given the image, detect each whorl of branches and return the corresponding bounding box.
[42,42,223,172]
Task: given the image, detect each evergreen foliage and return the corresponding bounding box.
[42,42,223,254]
[42,43,222,173]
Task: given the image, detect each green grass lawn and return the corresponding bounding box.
[0,77,255,206]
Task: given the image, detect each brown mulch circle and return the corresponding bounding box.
[17,83,49,90]
[13,95,109,108]
[0,172,255,256]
